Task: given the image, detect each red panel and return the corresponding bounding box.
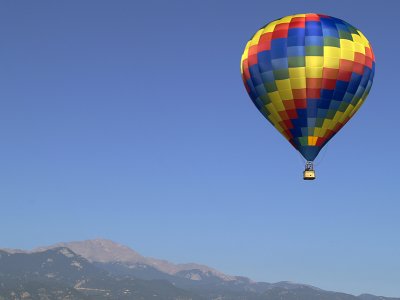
[364,47,372,59]
[323,68,339,79]
[279,111,290,120]
[322,78,336,90]
[286,109,298,119]
[248,54,258,67]
[242,59,250,79]
[352,62,365,75]
[292,89,307,99]
[290,17,305,28]
[248,45,258,56]
[365,56,373,69]
[272,29,288,39]
[306,78,322,89]
[306,14,320,21]
[258,32,272,51]
[281,119,294,129]
[315,137,326,146]
[306,88,321,98]
[275,23,290,31]
[354,52,365,64]
[337,70,352,81]
[339,59,354,72]
[294,98,307,109]
[283,100,296,110]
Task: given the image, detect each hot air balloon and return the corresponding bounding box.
[241,13,375,180]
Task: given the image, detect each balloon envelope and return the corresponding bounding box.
[241,13,375,161]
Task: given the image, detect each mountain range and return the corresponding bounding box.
[0,239,398,300]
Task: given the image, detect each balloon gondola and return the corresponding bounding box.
[240,13,375,179]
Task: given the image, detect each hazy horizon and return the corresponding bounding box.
[0,0,399,297]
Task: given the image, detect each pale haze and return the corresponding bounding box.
[0,0,399,297]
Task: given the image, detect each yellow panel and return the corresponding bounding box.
[289,67,306,78]
[279,89,294,100]
[351,34,363,44]
[332,111,343,122]
[324,46,341,58]
[354,43,365,54]
[308,136,318,146]
[356,30,370,46]
[323,57,340,68]
[265,103,281,123]
[306,67,323,78]
[290,77,306,89]
[349,98,365,118]
[241,41,251,62]
[318,128,328,137]
[268,91,285,111]
[339,104,355,123]
[250,29,264,46]
[276,79,291,90]
[306,56,323,67]
[322,119,332,129]
[341,49,355,60]
[279,16,293,23]
[340,39,354,50]
[263,21,278,33]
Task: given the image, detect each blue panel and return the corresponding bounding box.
[253,97,264,110]
[347,73,362,94]
[305,21,322,36]
[271,57,288,70]
[255,84,268,97]
[307,118,317,127]
[288,27,305,37]
[246,79,258,101]
[298,146,321,161]
[360,67,371,87]
[333,80,349,100]
[317,108,328,118]
[329,100,341,110]
[320,18,337,30]
[271,38,287,58]
[321,89,334,99]
[287,46,305,57]
[342,92,354,103]
[305,36,324,46]
[287,35,305,46]
[336,23,350,33]
[249,65,263,86]
[306,99,318,117]
[290,127,303,138]
[318,98,331,109]
[257,50,272,72]
[261,71,275,83]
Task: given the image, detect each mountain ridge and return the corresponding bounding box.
[1,239,398,300]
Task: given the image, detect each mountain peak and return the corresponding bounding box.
[33,239,235,281]
[35,238,145,263]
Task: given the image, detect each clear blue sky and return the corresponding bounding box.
[0,0,399,297]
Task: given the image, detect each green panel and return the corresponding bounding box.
[288,56,305,67]
[298,136,308,146]
[339,30,353,40]
[338,102,350,112]
[326,110,336,119]
[324,37,340,47]
[306,46,323,56]
[264,82,277,92]
[273,69,290,80]
[260,94,271,105]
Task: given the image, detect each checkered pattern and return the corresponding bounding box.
[241,14,375,161]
